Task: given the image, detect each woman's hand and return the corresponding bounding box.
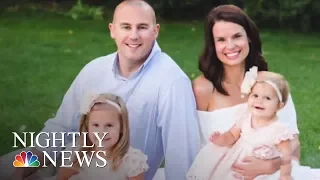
[231,156,280,180]
[10,173,23,180]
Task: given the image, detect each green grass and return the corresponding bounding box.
[0,13,319,169]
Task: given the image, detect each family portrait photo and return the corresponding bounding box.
[0,0,319,179]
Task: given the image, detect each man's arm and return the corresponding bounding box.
[157,77,201,180]
[10,149,44,179]
[12,63,90,179]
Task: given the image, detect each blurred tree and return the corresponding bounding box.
[1,0,318,31]
[232,0,244,9]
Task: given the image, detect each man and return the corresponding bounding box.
[0,0,200,179]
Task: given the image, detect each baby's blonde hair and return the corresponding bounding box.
[256,71,290,104]
[74,93,130,171]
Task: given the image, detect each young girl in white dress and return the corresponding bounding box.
[56,93,149,180]
[186,67,316,180]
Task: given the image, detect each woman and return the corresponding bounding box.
[191,4,319,180]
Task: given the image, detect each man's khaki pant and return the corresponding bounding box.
[0,147,58,180]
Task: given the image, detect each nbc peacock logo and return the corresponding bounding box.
[13,151,40,167]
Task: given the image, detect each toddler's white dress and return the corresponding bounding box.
[68,146,149,180]
[185,103,320,180]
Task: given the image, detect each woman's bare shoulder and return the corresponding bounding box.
[193,75,213,94]
[192,75,214,110]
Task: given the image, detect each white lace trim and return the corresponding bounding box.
[123,147,149,177]
[273,129,296,144]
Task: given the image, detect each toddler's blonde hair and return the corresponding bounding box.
[256,71,290,104]
[73,93,130,171]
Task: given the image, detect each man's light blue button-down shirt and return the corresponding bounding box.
[36,41,201,180]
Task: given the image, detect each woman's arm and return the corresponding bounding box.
[231,91,301,179]
[265,135,299,174]
[192,75,213,110]
[129,173,144,180]
[259,73,300,160]
[231,157,280,180]
[231,136,299,180]
[231,136,298,180]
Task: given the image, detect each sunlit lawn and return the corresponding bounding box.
[0,12,319,168]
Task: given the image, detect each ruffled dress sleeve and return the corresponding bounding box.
[251,122,296,160]
[273,125,296,145]
[123,147,149,178]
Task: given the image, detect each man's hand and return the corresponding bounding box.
[10,173,24,180]
[10,148,45,179]
[231,156,279,180]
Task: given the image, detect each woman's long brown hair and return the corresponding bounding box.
[199,5,268,95]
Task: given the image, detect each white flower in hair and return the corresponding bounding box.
[79,93,99,115]
[240,66,258,97]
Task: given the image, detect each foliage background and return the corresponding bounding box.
[1,0,319,31]
[0,0,319,169]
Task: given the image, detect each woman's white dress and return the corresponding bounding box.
[153,99,320,180]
